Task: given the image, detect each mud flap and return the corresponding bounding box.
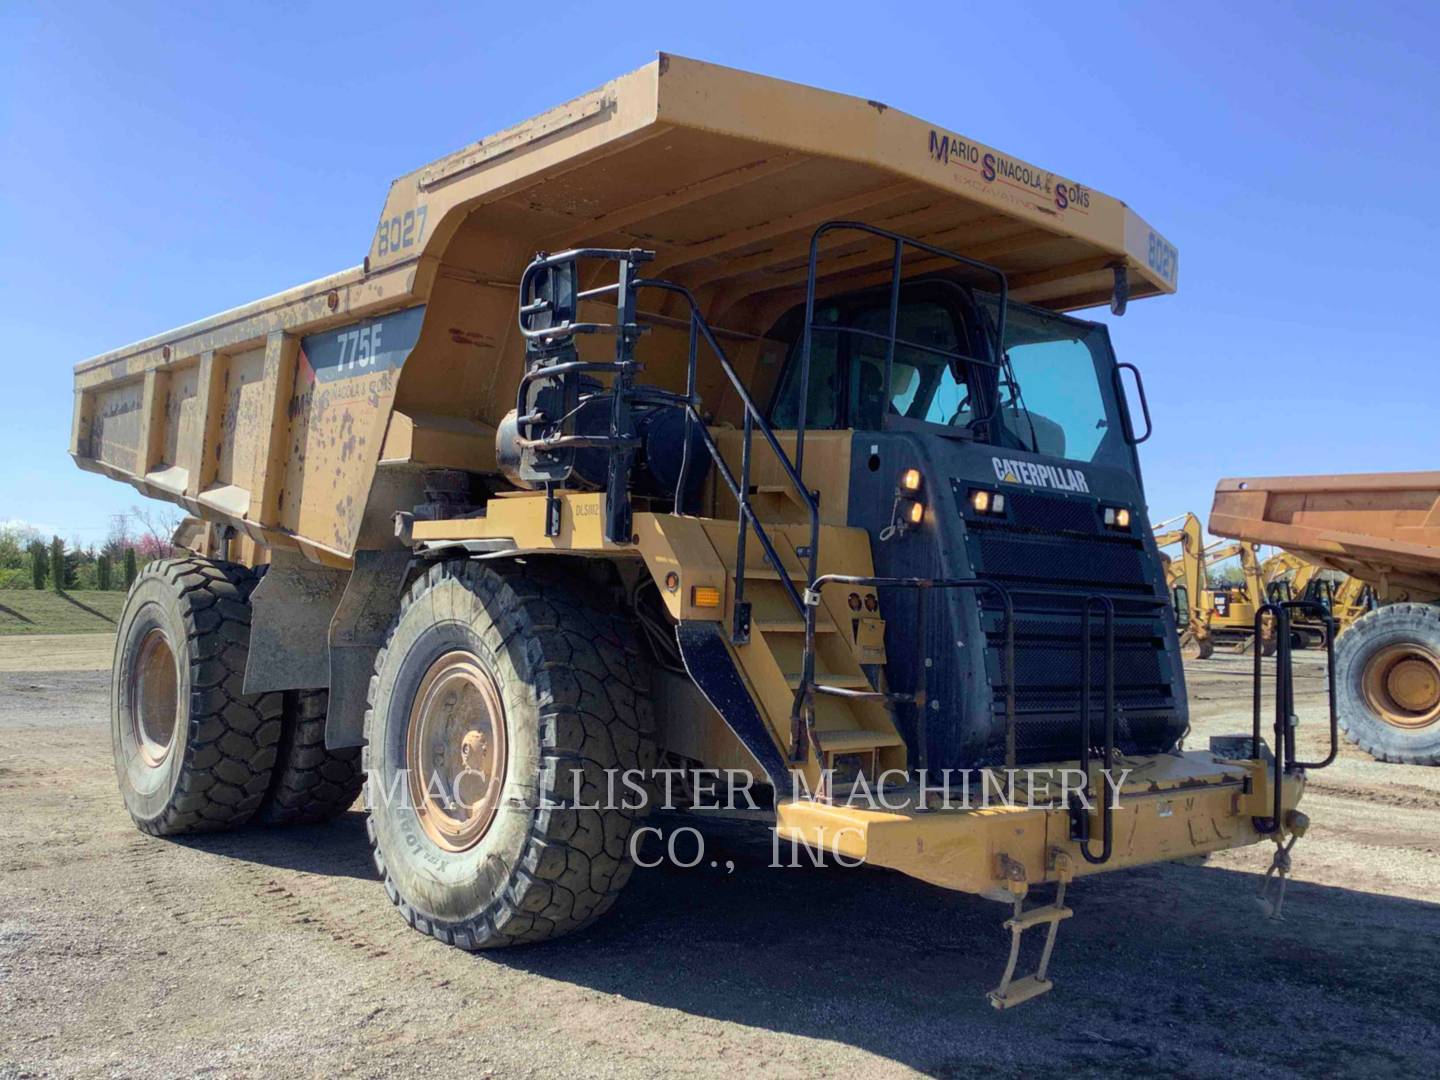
[243,548,348,694]
[324,550,412,749]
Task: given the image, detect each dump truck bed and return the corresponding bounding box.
[1211,472,1440,602]
[71,53,1179,565]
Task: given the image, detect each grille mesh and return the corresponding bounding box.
[962,488,1183,764]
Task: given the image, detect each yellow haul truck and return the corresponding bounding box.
[74,56,1319,1008]
[1214,471,1438,764]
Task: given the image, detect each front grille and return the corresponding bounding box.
[959,488,1183,764]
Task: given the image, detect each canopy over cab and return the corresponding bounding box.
[72,53,1179,564]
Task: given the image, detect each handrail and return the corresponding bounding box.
[635,278,821,637]
[1252,599,1338,831]
[520,263,821,631]
[795,222,1011,480]
[1076,595,1116,864]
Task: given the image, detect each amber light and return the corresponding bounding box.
[690,585,721,608]
[899,468,923,492]
[906,499,924,525]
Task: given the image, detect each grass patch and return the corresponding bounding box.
[0,590,126,635]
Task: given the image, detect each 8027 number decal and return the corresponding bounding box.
[376,205,429,257]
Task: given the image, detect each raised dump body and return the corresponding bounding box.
[1212,472,1440,764]
[79,55,1314,1011]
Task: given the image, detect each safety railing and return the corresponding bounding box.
[1252,600,1339,831]
[793,221,1011,478]
[516,249,819,639]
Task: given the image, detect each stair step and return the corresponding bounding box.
[1005,904,1073,932]
[989,975,1055,1010]
[732,567,803,582]
[752,618,838,635]
[786,673,872,690]
[812,729,906,752]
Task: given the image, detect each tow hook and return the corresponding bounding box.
[1258,810,1310,920]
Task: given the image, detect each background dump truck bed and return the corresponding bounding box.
[1211,471,1440,601]
[71,53,1177,566]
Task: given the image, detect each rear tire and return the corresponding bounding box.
[1335,604,1440,765]
[255,689,363,825]
[364,559,656,949]
[112,558,282,835]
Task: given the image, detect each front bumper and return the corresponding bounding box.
[774,749,1304,897]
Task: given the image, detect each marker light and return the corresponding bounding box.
[900,468,923,493]
[906,499,925,525]
[864,593,879,612]
[690,585,721,608]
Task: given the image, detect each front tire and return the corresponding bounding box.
[112,558,282,835]
[364,560,655,949]
[1335,604,1440,765]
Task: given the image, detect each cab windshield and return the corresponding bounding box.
[768,285,1133,470]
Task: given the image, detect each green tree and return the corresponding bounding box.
[123,547,138,588]
[63,548,83,589]
[50,536,65,594]
[29,541,47,590]
[97,552,113,591]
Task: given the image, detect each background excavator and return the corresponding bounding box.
[1263,551,1376,649]
[1153,513,1214,658]
[1202,540,1277,656]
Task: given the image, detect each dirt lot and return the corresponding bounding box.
[2,636,1437,1079]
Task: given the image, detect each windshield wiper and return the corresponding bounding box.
[1000,350,1041,453]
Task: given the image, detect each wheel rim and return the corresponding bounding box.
[1362,643,1440,730]
[406,651,508,852]
[130,628,179,766]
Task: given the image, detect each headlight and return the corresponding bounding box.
[970,489,1006,516]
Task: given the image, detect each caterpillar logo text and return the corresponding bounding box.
[992,457,1090,494]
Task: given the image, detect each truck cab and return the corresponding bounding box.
[762,280,1184,770]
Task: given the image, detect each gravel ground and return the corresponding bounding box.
[1,636,1437,1078]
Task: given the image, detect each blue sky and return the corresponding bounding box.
[2,1,1435,545]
